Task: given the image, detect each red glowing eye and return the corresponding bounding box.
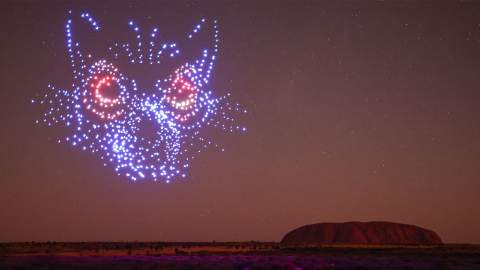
[83,73,124,120]
[93,76,121,106]
[164,65,201,122]
[164,68,199,122]
[168,77,197,109]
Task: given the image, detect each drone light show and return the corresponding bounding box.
[33,11,246,182]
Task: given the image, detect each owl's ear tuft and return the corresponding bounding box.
[185,18,219,51]
[65,11,106,79]
[176,18,219,85]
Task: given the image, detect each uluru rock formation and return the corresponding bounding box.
[281,221,442,245]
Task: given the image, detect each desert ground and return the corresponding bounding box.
[1,242,479,269]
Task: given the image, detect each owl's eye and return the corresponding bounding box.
[92,75,121,106]
[164,66,199,122]
[82,60,127,120]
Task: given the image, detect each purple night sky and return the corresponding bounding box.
[0,1,479,243]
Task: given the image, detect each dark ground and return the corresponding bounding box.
[1,242,479,269]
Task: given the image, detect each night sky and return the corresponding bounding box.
[1,1,480,243]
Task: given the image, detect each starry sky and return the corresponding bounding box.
[1,1,480,243]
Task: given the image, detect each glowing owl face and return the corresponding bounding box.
[34,11,246,182]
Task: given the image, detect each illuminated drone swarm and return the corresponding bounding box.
[34,11,246,182]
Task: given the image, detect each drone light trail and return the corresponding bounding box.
[34,11,246,182]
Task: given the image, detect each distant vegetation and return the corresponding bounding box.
[0,242,479,269]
